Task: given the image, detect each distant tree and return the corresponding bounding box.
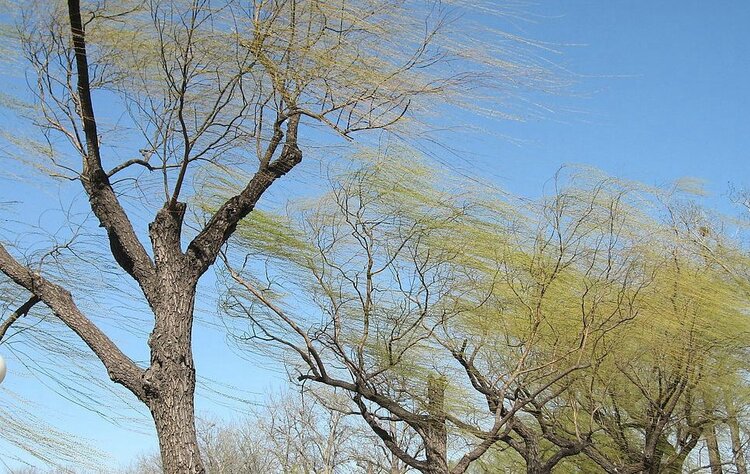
[216,155,670,473]
[523,190,750,474]
[123,389,408,474]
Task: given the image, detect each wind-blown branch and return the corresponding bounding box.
[187,114,302,277]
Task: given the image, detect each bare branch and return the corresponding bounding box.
[0,295,41,343]
[0,243,145,398]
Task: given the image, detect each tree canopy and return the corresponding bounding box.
[219,150,750,473]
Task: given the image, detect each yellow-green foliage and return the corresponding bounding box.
[219,148,750,466]
[1,0,559,189]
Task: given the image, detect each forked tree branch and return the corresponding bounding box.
[353,394,428,472]
[67,0,156,289]
[187,114,302,277]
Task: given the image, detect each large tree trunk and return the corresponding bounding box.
[144,208,205,473]
[150,384,202,473]
[144,280,204,473]
[145,278,204,473]
[525,460,549,474]
[523,441,545,474]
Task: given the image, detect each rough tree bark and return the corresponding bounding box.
[141,206,203,472]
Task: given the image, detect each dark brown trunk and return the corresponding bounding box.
[144,208,205,473]
[144,281,204,473]
[524,447,552,474]
[728,414,748,474]
[150,384,202,473]
[425,376,449,474]
[526,461,549,474]
[706,424,723,474]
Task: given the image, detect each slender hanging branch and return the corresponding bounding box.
[0,295,41,343]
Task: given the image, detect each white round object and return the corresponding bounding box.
[0,354,6,384]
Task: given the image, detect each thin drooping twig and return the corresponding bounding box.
[0,295,41,343]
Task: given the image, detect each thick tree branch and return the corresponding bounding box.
[67,0,155,288]
[353,393,429,472]
[0,243,145,398]
[186,114,302,277]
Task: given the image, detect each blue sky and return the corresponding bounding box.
[476,0,750,204]
[1,0,749,470]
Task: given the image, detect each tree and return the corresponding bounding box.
[215,156,658,473]
[219,156,750,474]
[0,0,552,471]
[484,188,750,474]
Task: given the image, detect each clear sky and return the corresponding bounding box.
[462,0,750,205]
[1,0,749,470]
